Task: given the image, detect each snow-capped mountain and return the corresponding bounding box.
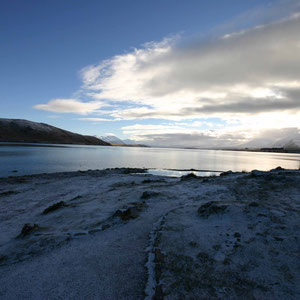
[123,139,138,145]
[240,129,300,150]
[100,135,126,145]
[100,135,142,146]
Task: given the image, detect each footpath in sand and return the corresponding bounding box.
[0,168,299,299]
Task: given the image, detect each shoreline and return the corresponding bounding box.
[2,142,300,154]
[0,167,225,180]
[1,165,299,180]
[0,168,299,299]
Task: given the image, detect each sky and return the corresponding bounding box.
[1,0,300,148]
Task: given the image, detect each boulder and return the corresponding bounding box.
[198,201,228,218]
[20,223,41,236]
[42,201,68,214]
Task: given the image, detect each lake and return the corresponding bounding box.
[0,143,299,178]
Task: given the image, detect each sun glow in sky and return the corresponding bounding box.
[1,0,300,147]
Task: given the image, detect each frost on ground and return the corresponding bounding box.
[0,168,299,299]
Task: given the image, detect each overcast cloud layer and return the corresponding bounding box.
[35,1,300,148]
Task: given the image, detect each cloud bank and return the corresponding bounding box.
[34,1,300,147]
[78,12,300,120]
[34,99,104,115]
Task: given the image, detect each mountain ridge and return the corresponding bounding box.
[0,118,110,146]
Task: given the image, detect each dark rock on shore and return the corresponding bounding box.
[220,170,233,176]
[141,191,160,199]
[181,173,199,180]
[19,223,41,237]
[198,201,228,218]
[113,202,146,221]
[42,201,68,214]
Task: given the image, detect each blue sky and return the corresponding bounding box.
[1,0,300,147]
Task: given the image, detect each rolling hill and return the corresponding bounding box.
[0,118,110,146]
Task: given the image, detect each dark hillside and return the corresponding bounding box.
[0,119,110,146]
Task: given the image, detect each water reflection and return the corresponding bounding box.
[0,143,299,178]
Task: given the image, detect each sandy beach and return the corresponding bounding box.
[0,168,299,299]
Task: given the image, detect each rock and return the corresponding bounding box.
[258,213,268,217]
[189,241,198,247]
[271,166,285,171]
[20,223,41,236]
[122,168,146,174]
[249,201,259,207]
[234,232,241,238]
[181,173,198,181]
[74,232,86,236]
[0,255,7,264]
[102,224,111,230]
[142,179,152,184]
[197,252,215,263]
[233,243,241,248]
[198,201,228,218]
[250,170,264,177]
[88,229,101,234]
[0,190,18,197]
[71,195,82,201]
[113,206,139,221]
[220,170,233,176]
[113,202,147,221]
[42,201,68,214]
[141,191,159,199]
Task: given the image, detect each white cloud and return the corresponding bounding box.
[34,99,104,115]
[121,122,216,135]
[75,11,300,127]
[33,1,300,148]
[124,124,300,149]
[78,117,113,121]
[121,115,300,148]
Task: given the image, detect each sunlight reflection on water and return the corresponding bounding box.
[0,143,299,177]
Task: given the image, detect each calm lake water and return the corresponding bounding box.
[0,143,299,178]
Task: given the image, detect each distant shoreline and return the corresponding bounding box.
[219,148,300,154]
[181,146,300,154]
[1,142,300,154]
[0,142,148,148]
[0,143,69,148]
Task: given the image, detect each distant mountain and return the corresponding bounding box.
[240,137,300,151]
[123,139,138,145]
[0,118,110,146]
[239,139,273,149]
[100,135,126,145]
[100,135,148,147]
[272,138,300,150]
